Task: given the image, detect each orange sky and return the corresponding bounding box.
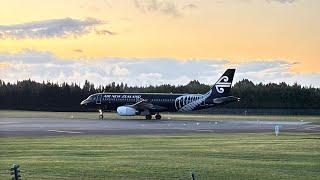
[0,0,319,73]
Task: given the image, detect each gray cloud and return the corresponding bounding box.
[0,50,318,87]
[95,29,117,35]
[134,0,181,17]
[234,60,295,73]
[0,18,113,39]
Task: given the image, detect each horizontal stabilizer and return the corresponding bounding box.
[213,96,240,104]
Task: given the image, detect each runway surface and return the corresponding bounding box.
[0,117,319,136]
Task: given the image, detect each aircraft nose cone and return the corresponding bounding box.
[80,100,87,106]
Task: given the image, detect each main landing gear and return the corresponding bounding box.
[98,109,104,119]
[155,114,161,120]
[145,113,162,120]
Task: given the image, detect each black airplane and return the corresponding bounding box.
[80,69,239,119]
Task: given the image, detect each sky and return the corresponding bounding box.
[0,0,319,87]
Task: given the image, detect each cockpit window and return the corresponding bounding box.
[88,95,96,100]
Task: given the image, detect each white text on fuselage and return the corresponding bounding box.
[103,94,141,99]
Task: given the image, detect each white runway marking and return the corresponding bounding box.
[48,130,82,134]
[195,129,214,132]
[0,122,20,124]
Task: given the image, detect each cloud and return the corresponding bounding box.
[0,62,9,69]
[266,0,297,3]
[134,0,182,17]
[73,49,83,53]
[215,0,297,4]
[0,18,113,39]
[111,64,130,76]
[0,50,319,87]
[183,3,197,10]
[95,29,117,35]
[234,60,294,73]
[232,61,295,83]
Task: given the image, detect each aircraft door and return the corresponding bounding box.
[96,94,102,104]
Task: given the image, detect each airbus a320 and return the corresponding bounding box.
[80,69,240,119]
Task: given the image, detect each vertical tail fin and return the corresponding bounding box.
[209,69,235,98]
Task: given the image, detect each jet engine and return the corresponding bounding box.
[117,106,136,116]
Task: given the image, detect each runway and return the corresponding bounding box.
[0,117,319,136]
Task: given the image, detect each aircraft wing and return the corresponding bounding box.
[130,99,157,110]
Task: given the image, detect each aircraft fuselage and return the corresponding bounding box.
[80,69,239,119]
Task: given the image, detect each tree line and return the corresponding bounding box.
[0,79,319,111]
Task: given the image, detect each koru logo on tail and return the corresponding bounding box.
[215,76,231,93]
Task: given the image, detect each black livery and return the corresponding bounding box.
[81,69,239,119]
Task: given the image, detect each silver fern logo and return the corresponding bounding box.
[215,76,231,93]
[175,90,212,112]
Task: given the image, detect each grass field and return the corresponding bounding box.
[0,133,319,179]
[1,110,320,123]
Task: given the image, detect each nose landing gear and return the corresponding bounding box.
[98,109,104,119]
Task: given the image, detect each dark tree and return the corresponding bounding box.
[0,78,319,111]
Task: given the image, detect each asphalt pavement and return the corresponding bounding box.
[0,117,319,136]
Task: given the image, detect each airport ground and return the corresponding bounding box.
[1,110,320,122]
[0,110,319,179]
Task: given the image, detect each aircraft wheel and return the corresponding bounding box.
[155,114,161,120]
[98,109,104,119]
[145,115,152,120]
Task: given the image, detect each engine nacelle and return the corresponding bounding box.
[117,106,136,116]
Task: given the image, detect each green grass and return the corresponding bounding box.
[1,110,320,122]
[0,133,319,179]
